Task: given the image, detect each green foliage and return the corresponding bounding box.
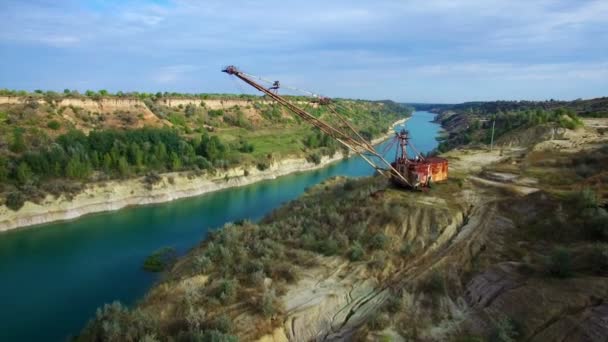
[489,316,521,342]
[306,152,321,165]
[46,120,61,130]
[77,301,158,342]
[214,279,238,304]
[16,161,33,184]
[368,232,389,250]
[419,270,444,293]
[347,242,365,261]
[143,247,177,272]
[569,187,598,210]
[10,128,26,153]
[5,191,25,211]
[212,314,233,334]
[261,289,278,318]
[546,247,573,278]
[0,157,8,182]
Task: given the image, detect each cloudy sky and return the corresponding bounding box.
[0,0,607,103]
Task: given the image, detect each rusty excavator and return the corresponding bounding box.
[222,65,448,189]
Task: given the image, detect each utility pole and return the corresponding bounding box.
[490,118,496,151]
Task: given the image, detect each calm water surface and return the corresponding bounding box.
[0,111,441,341]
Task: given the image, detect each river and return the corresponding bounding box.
[0,111,441,341]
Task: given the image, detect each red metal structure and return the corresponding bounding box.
[391,129,448,189]
[222,65,448,189]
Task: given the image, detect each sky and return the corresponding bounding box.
[0,0,607,103]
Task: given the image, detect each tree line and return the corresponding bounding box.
[0,128,244,187]
[437,107,583,151]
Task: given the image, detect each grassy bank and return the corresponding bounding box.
[0,93,411,212]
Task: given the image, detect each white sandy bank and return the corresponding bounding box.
[0,118,408,232]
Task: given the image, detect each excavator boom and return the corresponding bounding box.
[222,65,411,186]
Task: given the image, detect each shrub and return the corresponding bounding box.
[47,120,61,130]
[316,238,339,256]
[400,242,414,257]
[367,312,390,331]
[142,247,177,272]
[489,315,521,342]
[193,255,212,273]
[261,288,277,318]
[212,314,233,334]
[214,278,238,304]
[583,210,608,241]
[419,270,444,294]
[569,188,598,211]
[256,161,269,171]
[5,191,25,211]
[546,247,572,278]
[343,179,357,191]
[588,244,608,274]
[385,294,402,313]
[307,152,321,165]
[368,232,389,250]
[347,242,365,261]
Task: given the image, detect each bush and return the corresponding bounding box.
[347,242,365,261]
[343,179,357,191]
[214,279,238,304]
[193,255,212,273]
[489,315,521,342]
[143,247,177,272]
[212,314,233,334]
[570,188,598,211]
[385,294,402,313]
[316,238,339,256]
[261,288,277,318]
[584,210,608,241]
[307,152,321,165]
[588,244,608,274]
[546,247,572,278]
[5,191,25,211]
[419,270,444,293]
[47,120,61,130]
[367,312,390,331]
[256,161,269,171]
[400,242,414,257]
[368,232,389,250]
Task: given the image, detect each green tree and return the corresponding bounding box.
[0,157,8,182]
[10,128,26,153]
[66,156,91,180]
[16,162,33,184]
[117,156,130,177]
[128,142,144,168]
[170,152,182,171]
[102,153,113,173]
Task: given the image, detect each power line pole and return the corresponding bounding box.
[490,118,496,151]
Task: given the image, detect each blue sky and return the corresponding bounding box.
[0,0,607,103]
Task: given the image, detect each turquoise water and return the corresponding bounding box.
[0,111,441,342]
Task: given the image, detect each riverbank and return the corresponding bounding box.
[0,118,409,232]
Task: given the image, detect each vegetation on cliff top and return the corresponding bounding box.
[0,91,411,210]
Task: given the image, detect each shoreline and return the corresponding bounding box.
[0,117,409,233]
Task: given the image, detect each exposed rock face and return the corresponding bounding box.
[281,259,388,341]
[256,196,471,342]
[465,264,608,341]
[0,153,346,232]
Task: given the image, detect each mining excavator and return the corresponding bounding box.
[222,65,448,189]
